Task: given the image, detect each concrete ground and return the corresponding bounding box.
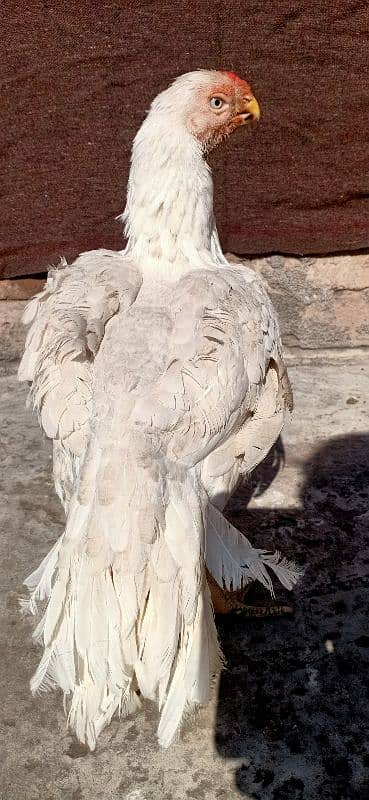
[1,359,369,800]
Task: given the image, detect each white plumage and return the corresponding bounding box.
[19,69,300,749]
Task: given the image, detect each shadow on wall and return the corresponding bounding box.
[215,434,369,800]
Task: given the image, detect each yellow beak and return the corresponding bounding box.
[244,96,261,122]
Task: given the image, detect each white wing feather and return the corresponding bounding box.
[18,249,141,500]
[205,504,302,598]
[19,253,298,752]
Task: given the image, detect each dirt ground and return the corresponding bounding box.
[1,359,369,800]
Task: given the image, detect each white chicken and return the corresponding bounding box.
[19,69,299,749]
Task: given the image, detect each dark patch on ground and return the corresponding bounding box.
[216,434,369,799]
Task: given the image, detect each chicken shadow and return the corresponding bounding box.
[214,433,369,800]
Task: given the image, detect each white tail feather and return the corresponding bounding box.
[22,465,221,749]
[157,584,222,748]
[205,504,301,599]
[22,458,299,749]
[20,536,63,614]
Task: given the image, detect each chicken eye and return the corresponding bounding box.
[210,97,224,110]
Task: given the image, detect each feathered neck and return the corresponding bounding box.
[121,113,227,278]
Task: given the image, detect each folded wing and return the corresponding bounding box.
[132,264,291,466]
[18,249,142,507]
[131,263,296,595]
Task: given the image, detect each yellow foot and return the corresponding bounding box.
[207,572,294,618]
[234,602,294,618]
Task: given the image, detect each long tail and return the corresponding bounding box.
[21,442,222,749]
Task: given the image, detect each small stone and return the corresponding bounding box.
[66,741,90,759]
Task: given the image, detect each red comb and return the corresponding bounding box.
[219,70,250,90]
[220,70,243,84]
